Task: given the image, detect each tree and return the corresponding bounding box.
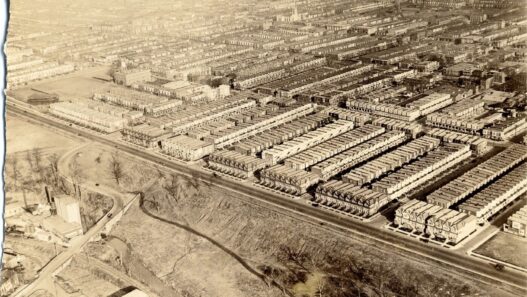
[6,156,20,191]
[32,148,43,181]
[109,153,125,185]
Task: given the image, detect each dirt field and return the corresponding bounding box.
[474,232,527,269]
[6,114,82,154]
[11,66,112,101]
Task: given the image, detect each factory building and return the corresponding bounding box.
[315,181,390,217]
[343,136,441,186]
[262,120,355,165]
[208,150,268,178]
[458,163,527,223]
[311,131,408,180]
[503,205,527,238]
[394,200,478,244]
[371,143,471,199]
[161,135,215,161]
[428,144,527,208]
[49,102,127,133]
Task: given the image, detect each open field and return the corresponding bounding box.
[6,114,82,154]
[474,232,527,269]
[9,66,112,101]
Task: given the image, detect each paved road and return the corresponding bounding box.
[7,101,527,295]
[10,143,143,297]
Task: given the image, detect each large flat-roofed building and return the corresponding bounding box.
[113,69,152,86]
[405,92,453,116]
[503,205,527,238]
[428,144,527,208]
[161,135,215,161]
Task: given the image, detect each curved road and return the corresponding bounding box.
[7,100,527,296]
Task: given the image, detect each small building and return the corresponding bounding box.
[503,205,527,238]
[114,69,152,86]
[54,195,82,225]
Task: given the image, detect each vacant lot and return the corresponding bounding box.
[474,232,527,269]
[6,115,82,154]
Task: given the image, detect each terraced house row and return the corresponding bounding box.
[458,162,527,223]
[428,144,527,208]
[315,181,390,217]
[395,200,478,244]
[342,136,441,186]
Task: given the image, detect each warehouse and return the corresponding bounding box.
[343,136,441,186]
[458,162,527,223]
[428,144,527,208]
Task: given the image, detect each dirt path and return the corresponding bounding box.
[137,192,293,297]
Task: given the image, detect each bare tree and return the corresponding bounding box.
[6,156,20,191]
[32,148,43,181]
[109,152,125,185]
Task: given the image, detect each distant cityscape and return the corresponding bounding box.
[2,0,527,297]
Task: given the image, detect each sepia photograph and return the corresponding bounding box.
[1,0,527,296]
